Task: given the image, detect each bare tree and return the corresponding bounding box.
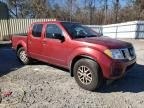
[86,0,96,24]
[6,0,144,24]
[113,0,120,23]
[65,0,77,21]
[97,0,109,24]
[104,0,108,24]
[133,0,144,20]
[7,0,21,18]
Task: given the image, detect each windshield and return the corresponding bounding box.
[61,22,99,39]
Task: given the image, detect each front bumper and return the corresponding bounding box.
[100,56,136,80]
[109,58,136,79]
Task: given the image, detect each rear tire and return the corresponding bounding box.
[73,58,103,91]
[17,47,32,65]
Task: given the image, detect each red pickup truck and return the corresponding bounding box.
[12,21,136,91]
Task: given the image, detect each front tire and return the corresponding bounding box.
[17,47,32,65]
[74,58,103,91]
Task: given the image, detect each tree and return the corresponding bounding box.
[7,0,52,18]
[6,0,144,24]
[84,0,96,24]
[31,0,48,18]
[65,0,77,21]
[53,3,63,19]
[7,0,23,17]
[133,0,144,20]
[113,0,120,23]
[104,0,108,24]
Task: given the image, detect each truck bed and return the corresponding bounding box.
[13,33,28,36]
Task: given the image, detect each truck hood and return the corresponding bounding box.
[75,36,132,49]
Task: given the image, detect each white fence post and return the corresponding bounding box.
[0,18,56,40]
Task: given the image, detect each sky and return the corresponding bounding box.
[1,0,127,7]
[55,0,127,9]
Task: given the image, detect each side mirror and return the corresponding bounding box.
[53,33,65,42]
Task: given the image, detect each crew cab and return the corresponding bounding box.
[12,21,136,91]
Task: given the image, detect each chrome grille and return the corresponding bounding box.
[120,47,135,60]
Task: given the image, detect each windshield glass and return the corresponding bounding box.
[61,22,99,39]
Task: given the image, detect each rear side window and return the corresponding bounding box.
[32,24,43,37]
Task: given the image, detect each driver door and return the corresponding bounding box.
[42,23,68,67]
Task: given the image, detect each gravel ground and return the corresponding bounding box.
[0,39,144,108]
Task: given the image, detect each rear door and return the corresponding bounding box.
[28,23,44,59]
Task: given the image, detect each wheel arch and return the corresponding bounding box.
[70,55,102,77]
[16,44,23,51]
[16,41,27,52]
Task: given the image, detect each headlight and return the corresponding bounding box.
[104,49,124,59]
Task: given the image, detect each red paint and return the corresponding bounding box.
[2,91,12,97]
[12,21,136,80]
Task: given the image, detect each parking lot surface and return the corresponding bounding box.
[0,39,144,108]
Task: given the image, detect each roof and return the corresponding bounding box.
[32,21,80,24]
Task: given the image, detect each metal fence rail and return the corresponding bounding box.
[0,19,144,41]
[86,25,103,35]
[103,21,138,39]
[88,21,144,39]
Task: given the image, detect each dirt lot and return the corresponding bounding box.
[0,39,144,108]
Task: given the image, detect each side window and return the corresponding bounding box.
[46,24,63,39]
[32,24,43,38]
[75,27,88,36]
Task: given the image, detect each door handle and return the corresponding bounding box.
[42,41,47,45]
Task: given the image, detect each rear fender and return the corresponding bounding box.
[16,40,27,52]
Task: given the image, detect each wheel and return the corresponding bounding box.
[17,47,32,65]
[73,58,103,91]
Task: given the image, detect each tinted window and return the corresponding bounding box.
[32,24,43,37]
[46,24,62,39]
[61,22,98,39]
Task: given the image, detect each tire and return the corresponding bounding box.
[73,58,103,91]
[17,47,32,65]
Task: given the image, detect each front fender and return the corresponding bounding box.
[68,47,113,78]
[68,47,104,67]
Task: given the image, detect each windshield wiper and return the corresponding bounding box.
[88,35,97,37]
[74,35,87,39]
